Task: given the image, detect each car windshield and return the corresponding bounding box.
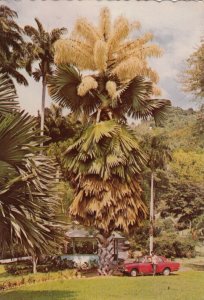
[136,256,151,263]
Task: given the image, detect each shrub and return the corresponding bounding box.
[5,261,32,275]
[154,235,196,258]
[5,256,75,275]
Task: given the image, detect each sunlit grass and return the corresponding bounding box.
[0,271,204,300]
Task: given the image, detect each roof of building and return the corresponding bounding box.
[65,226,125,240]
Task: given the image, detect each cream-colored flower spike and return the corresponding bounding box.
[99,7,111,40]
[77,76,98,96]
[106,81,117,99]
[54,7,163,95]
[74,18,102,44]
[107,16,130,53]
[94,40,108,71]
[152,85,162,96]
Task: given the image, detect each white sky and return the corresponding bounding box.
[3,0,204,115]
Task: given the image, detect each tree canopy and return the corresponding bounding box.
[182,40,204,100]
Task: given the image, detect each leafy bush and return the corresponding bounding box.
[154,235,196,258]
[0,244,26,259]
[5,261,32,275]
[5,256,75,275]
[0,269,78,291]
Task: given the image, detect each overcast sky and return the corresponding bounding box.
[3,0,204,115]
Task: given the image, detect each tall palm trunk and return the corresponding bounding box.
[40,76,46,145]
[149,171,154,254]
[97,233,115,276]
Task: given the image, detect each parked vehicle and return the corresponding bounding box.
[121,256,180,276]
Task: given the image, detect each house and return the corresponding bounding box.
[61,226,130,265]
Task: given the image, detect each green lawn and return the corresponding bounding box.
[0,271,204,300]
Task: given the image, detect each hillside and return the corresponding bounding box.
[133,106,204,229]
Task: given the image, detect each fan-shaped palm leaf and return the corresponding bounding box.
[0,112,43,166]
[48,64,100,116]
[0,155,64,255]
[0,73,18,115]
[120,76,171,124]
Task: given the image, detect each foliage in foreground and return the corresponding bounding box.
[0,5,28,86]
[0,74,65,264]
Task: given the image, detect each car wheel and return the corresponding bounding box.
[130,269,138,277]
[163,268,170,276]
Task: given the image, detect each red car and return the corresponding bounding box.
[122,256,180,276]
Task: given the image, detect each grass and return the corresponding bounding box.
[0,271,204,300]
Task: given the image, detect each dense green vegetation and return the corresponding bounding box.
[131,106,204,254]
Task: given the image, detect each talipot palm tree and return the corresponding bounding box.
[0,73,65,273]
[0,5,28,86]
[24,19,67,139]
[48,7,171,275]
[147,134,172,254]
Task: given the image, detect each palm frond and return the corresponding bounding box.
[50,28,67,43]
[0,111,42,166]
[120,76,171,123]
[0,155,64,255]
[0,73,18,116]
[70,176,147,233]
[0,5,18,19]
[48,64,100,115]
[35,18,45,36]
[24,25,40,41]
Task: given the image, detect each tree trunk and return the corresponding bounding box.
[97,233,115,276]
[32,255,38,274]
[96,109,101,123]
[40,77,46,146]
[149,171,154,255]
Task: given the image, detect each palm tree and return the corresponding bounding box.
[0,5,28,86]
[48,7,171,275]
[36,104,79,144]
[0,74,64,273]
[147,135,172,254]
[24,19,67,138]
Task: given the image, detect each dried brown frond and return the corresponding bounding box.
[77,76,98,96]
[94,40,108,71]
[99,7,111,40]
[70,177,147,233]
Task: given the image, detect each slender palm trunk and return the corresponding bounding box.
[32,254,38,274]
[97,233,115,276]
[149,171,154,255]
[40,77,46,146]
